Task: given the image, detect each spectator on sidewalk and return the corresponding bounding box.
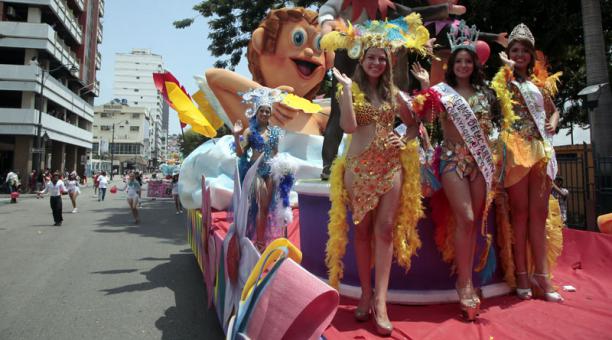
[552,176,569,224]
[98,171,108,201]
[29,170,37,193]
[37,172,67,226]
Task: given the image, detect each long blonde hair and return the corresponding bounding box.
[352,48,397,107]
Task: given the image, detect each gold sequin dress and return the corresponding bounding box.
[345,99,401,224]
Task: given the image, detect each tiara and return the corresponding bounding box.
[321,13,431,59]
[240,87,283,118]
[508,23,535,47]
[448,20,479,53]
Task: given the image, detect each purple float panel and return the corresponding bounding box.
[296,181,510,304]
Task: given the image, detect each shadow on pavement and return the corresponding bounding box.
[90,199,187,245]
[96,252,223,340]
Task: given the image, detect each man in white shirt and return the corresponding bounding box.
[38,172,67,226]
[98,171,108,201]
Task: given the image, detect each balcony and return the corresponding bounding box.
[0,64,93,121]
[96,26,102,43]
[0,22,80,72]
[95,50,101,70]
[0,108,93,148]
[99,0,105,17]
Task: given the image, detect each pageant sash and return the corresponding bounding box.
[511,80,558,180]
[433,83,495,191]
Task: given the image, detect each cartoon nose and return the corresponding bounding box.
[303,47,314,58]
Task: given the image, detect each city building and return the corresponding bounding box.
[112,48,163,167]
[0,0,104,179]
[92,100,149,173]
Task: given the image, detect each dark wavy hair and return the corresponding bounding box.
[352,48,397,107]
[444,47,486,87]
[506,39,536,79]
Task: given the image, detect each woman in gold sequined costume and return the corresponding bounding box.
[496,23,563,302]
[331,47,428,335]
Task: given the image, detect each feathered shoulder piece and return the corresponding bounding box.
[531,51,563,97]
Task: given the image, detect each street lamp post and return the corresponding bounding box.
[34,61,78,172]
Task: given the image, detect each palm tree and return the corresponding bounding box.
[581,0,612,223]
[581,0,612,157]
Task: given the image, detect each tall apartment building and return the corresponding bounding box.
[92,100,149,172]
[112,48,163,167]
[0,0,104,178]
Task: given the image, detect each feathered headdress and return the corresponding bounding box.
[240,87,283,118]
[321,13,431,59]
[239,87,323,118]
[448,20,479,53]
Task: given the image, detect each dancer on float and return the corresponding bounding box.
[425,21,499,321]
[493,23,563,302]
[323,16,430,336]
[232,88,294,252]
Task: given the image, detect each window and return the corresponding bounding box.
[132,113,139,118]
[136,76,140,79]
[134,89,139,92]
[101,125,111,131]
[130,126,139,132]
[133,102,138,105]
[101,112,110,118]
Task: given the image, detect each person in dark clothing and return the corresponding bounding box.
[38,172,67,226]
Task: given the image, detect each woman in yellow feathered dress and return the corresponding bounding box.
[492,23,564,302]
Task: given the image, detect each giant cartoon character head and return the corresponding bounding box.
[247,8,333,99]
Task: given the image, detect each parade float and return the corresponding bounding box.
[155,3,612,339]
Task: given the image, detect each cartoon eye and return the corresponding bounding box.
[313,33,322,52]
[291,27,307,47]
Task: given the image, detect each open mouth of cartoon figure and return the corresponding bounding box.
[291,58,321,79]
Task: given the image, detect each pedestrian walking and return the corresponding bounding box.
[66,173,81,213]
[98,171,108,201]
[171,174,183,214]
[124,172,141,223]
[37,172,67,226]
[93,171,100,196]
[5,170,19,193]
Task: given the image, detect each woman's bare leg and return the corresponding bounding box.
[507,174,530,289]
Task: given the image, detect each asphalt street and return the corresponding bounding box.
[0,182,224,340]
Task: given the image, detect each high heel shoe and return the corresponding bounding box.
[455,281,480,322]
[371,297,393,336]
[531,273,564,302]
[354,291,372,322]
[515,272,533,300]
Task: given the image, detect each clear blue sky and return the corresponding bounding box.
[96,0,249,135]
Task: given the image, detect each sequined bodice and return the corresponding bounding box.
[354,101,395,127]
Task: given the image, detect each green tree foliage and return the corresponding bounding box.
[176,0,611,126]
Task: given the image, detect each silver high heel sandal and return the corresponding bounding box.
[531,273,564,302]
[515,272,533,300]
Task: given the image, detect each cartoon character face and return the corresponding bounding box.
[258,18,330,98]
